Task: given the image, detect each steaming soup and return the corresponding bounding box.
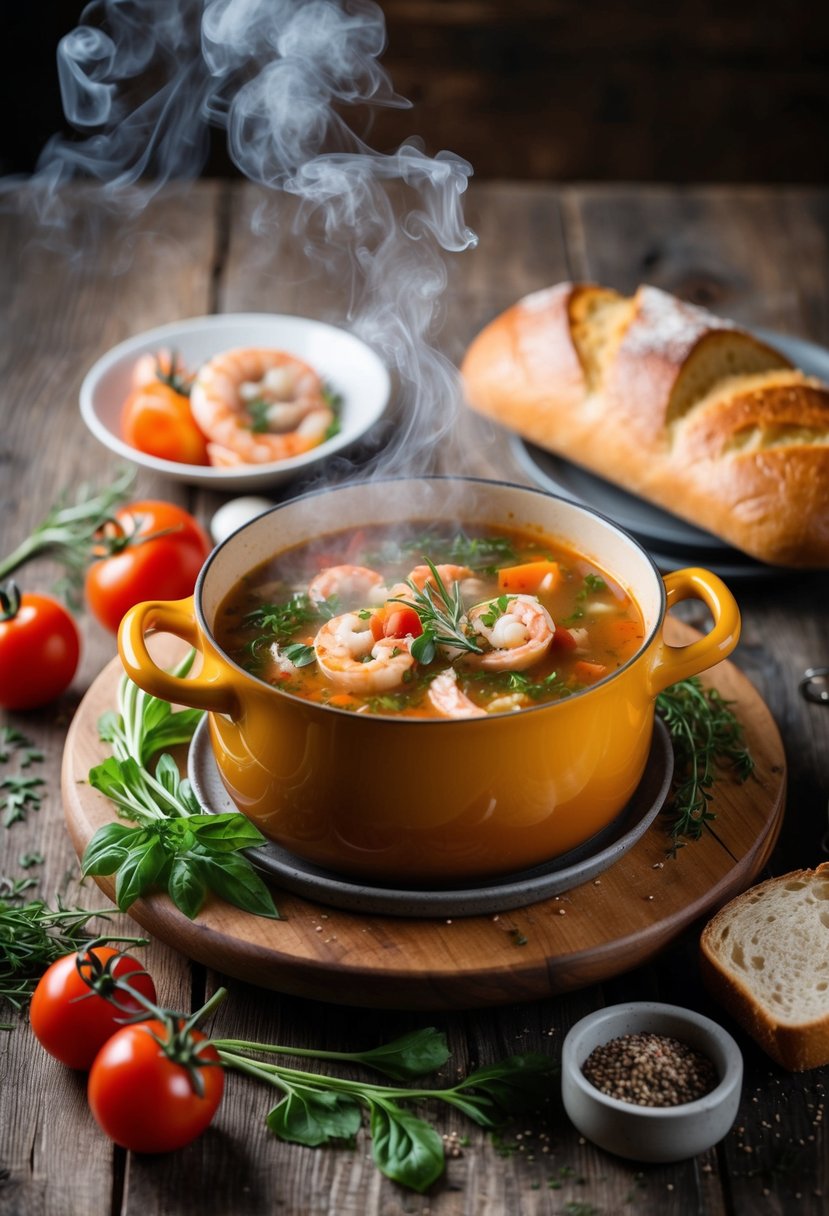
[214,522,645,718]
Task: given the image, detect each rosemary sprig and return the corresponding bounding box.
[0,467,134,608]
[0,877,109,1013]
[657,676,754,855]
[393,559,482,665]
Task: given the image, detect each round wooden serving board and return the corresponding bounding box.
[62,623,786,1011]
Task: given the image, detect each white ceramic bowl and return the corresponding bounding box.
[561,1002,743,1163]
[79,313,391,491]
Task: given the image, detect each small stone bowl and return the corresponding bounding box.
[561,1002,743,1163]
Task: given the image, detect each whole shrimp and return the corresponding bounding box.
[190,347,333,467]
[314,612,415,694]
[308,565,385,608]
[465,594,555,672]
[427,668,486,719]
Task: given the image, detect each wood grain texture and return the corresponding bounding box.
[2,183,829,1215]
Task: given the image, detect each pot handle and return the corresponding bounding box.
[647,568,741,695]
[118,596,239,716]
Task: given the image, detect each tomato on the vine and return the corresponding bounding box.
[0,589,80,710]
[30,946,157,1070]
[84,500,211,633]
[88,1020,224,1153]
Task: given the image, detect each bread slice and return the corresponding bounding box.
[700,865,829,1070]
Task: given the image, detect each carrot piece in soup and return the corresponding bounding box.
[498,559,561,594]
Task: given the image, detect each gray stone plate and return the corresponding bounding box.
[188,716,673,918]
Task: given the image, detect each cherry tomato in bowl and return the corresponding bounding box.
[122,383,209,466]
[88,1020,224,1153]
[85,501,211,633]
[30,946,157,1070]
[121,350,208,466]
[0,590,80,710]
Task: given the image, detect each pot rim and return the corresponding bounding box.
[194,474,667,723]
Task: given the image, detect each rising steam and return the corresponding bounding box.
[28,0,478,478]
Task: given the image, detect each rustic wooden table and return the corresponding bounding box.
[1,181,828,1215]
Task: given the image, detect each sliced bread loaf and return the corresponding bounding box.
[700,865,829,1070]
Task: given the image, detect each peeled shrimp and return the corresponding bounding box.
[427,668,485,719]
[406,564,474,594]
[466,594,555,672]
[314,612,415,694]
[190,347,333,466]
[308,564,384,607]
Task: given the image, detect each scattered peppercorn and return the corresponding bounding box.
[582,1032,718,1107]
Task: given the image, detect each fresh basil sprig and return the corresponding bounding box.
[82,652,278,920]
[213,1023,556,1193]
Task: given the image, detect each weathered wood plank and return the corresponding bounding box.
[0,183,219,1216]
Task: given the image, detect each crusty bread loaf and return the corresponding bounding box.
[700,865,829,1071]
[460,282,829,567]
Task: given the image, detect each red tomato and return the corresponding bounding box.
[122,382,209,466]
[30,946,157,1070]
[84,501,211,633]
[0,592,80,710]
[88,1020,224,1153]
[382,607,423,640]
[369,604,423,642]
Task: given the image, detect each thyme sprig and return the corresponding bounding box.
[0,878,109,1012]
[0,467,134,607]
[657,676,754,855]
[393,559,482,665]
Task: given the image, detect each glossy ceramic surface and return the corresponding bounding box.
[118,478,741,882]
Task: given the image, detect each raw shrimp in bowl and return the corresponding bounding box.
[190,347,334,467]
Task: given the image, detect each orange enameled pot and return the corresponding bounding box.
[118,478,740,883]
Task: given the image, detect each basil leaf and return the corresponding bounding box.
[155,753,182,798]
[168,858,208,919]
[281,643,316,668]
[458,1053,557,1118]
[351,1028,450,1081]
[143,708,205,760]
[96,710,121,743]
[369,1101,445,1193]
[191,851,280,919]
[81,822,140,876]
[266,1084,362,1146]
[190,815,268,851]
[410,630,436,665]
[115,838,168,909]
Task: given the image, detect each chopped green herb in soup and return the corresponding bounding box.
[213,523,645,718]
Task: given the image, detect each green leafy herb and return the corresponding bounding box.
[0,877,109,1011]
[657,676,754,855]
[0,467,134,608]
[214,1026,556,1194]
[1,776,45,827]
[365,530,517,573]
[240,592,326,670]
[467,669,573,702]
[0,728,43,767]
[479,594,512,628]
[83,652,279,920]
[582,574,607,594]
[395,559,482,666]
[247,397,271,433]
[281,643,316,668]
[322,384,343,441]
